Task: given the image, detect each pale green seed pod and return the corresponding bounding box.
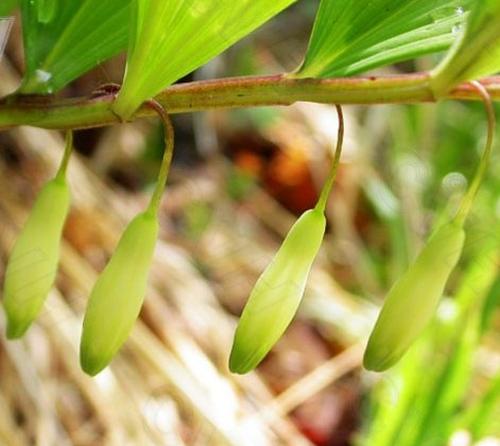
[3,177,70,338]
[363,220,466,372]
[80,211,159,376]
[229,208,326,374]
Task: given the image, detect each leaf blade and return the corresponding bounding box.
[431,0,500,95]
[113,0,297,119]
[19,0,130,94]
[296,0,471,79]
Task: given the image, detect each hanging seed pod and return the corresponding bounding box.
[364,81,495,372]
[229,106,345,374]
[363,220,465,371]
[80,101,174,376]
[229,208,326,374]
[80,211,159,375]
[3,132,73,338]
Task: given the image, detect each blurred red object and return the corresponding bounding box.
[225,131,318,214]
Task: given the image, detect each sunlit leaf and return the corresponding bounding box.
[295,0,472,78]
[113,0,297,119]
[431,0,500,95]
[19,0,130,94]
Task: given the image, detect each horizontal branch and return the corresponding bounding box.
[1,73,500,131]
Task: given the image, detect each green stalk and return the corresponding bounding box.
[145,100,175,216]
[315,104,344,214]
[2,74,500,132]
[55,131,74,180]
[455,81,496,225]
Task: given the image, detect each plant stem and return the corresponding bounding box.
[315,105,344,214]
[2,74,500,131]
[455,81,496,225]
[145,100,175,216]
[55,131,73,180]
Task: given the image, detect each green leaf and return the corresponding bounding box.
[19,0,130,94]
[113,0,297,119]
[295,0,472,79]
[431,0,500,96]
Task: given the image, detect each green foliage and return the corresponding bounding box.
[296,0,472,78]
[432,0,500,95]
[19,0,130,94]
[112,0,297,119]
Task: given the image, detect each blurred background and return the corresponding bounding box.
[0,2,499,445]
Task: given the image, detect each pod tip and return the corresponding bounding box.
[362,345,399,372]
[80,360,106,377]
[80,350,108,377]
[229,353,248,375]
[363,355,388,372]
[6,320,29,340]
[228,346,258,375]
[229,337,271,374]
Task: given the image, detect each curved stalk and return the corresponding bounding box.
[455,81,496,224]
[55,131,74,180]
[145,100,175,216]
[315,105,345,213]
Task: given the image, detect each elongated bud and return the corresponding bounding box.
[363,220,465,371]
[3,177,70,338]
[229,208,326,374]
[364,81,495,372]
[3,133,73,339]
[229,105,345,374]
[80,102,174,376]
[80,211,159,376]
